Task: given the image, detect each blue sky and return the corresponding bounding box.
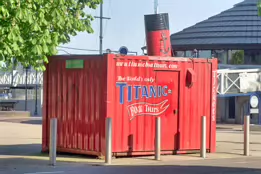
[58,0,243,55]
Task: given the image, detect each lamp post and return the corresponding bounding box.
[154,0,159,14]
[25,66,29,111]
[34,70,38,116]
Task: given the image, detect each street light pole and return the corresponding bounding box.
[34,70,38,116]
[25,66,28,111]
[99,2,103,55]
[154,0,159,14]
[94,2,111,55]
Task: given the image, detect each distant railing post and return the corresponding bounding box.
[49,118,57,166]
[155,117,161,160]
[200,116,206,158]
[220,73,225,94]
[105,117,112,164]
[244,115,250,156]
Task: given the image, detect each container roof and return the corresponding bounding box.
[171,0,261,50]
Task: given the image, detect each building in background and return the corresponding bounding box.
[0,62,42,116]
[171,0,261,65]
[171,0,261,124]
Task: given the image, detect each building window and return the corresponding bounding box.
[175,51,185,57]
[198,50,212,58]
[244,50,261,65]
[230,50,244,65]
[228,97,235,119]
[213,50,228,64]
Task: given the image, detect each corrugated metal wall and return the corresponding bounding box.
[43,55,217,156]
[177,60,212,151]
[107,55,217,155]
[42,55,107,156]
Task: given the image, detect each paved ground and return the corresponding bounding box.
[1,156,261,174]
[217,129,261,156]
[217,124,261,132]
[0,117,41,156]
[1,117,261,174]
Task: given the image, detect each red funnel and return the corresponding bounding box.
[144,13,172,57]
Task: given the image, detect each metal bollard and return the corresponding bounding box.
[200,116,206,158]
[244,115,250,156]
[49,118,57,166]
[105,117,112,164]
[155,117,161,160]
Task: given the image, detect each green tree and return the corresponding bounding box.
[0,0,102,71]
[0,62,14,72]
[231,50,244,65]
[0,58,17,72]
[257,0,261,16]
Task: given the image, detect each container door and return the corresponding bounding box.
[156,71,179,151]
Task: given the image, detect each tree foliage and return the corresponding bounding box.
[0,0,102,71]
[0,62,14,72]
[257,0,261,16]
[231,50,244,65]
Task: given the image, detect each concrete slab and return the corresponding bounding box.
[0,152,245,166]
[0,111,31,117]
[1,120,261,171]
[216,130,261,157]
[2,157,261,174]
[217,124,261,132]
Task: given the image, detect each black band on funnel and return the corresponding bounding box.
[144,13,169,32]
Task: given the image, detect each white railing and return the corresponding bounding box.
[1,68,261,95]
[0,71,43,86]
[217,68,261,95]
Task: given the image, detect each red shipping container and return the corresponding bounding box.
[42,54,218,157]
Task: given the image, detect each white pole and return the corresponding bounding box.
[154,0,159,14]
[155,117,161,160]
[200,116,206,158]
[105,117,112,164]
[49,118,57,166]
[99,2,103,55]
[244,115,250,156]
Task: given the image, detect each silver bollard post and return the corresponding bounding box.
[200,116,206,158]
[155,117,161,161]
[105,117,112,164]
[49,118,57,166]
[244,115,250,156]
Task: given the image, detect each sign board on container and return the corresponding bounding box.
[66,60,84,69]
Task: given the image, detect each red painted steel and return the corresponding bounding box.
[146,30,172,57]
[42,54,217,157]
[144,13,172,57]
[42,55,107,156]
[210,60,218,153]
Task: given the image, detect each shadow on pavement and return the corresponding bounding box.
[0,117,42,125]
[217,141,261,145]
[1,157,261,174]
[0,157,72,174]
[106,166,261,174]
[234,148,261,152]
[0,143,99,160]
[216,127,233,130]
[0,144,42,156]
[20,119,42,125]
[214,151,244,156]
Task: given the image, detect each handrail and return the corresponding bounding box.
[218,69,261,73]
[217,68,261,95]
[1,68,261,96]
[0,71,43,85]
